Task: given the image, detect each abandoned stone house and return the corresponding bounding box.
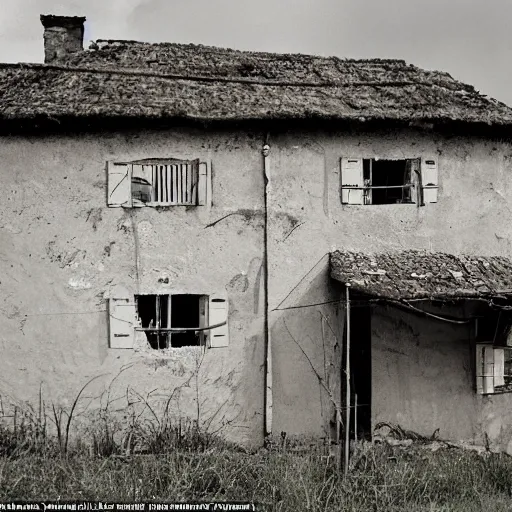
[2,14,512,451]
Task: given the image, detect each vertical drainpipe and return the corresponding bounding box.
[262,140,272,440]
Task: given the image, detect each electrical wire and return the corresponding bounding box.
[24,310,106,317]
[390,300,472,324]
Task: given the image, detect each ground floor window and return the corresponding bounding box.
[476,344,512,394]
[135,294,207,349]
[109,287,229,350]
[475,309,512,394]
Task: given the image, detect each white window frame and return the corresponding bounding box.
[107,158,209,208]
[108,290,229,349]
[476,343,512,395]
[340,157,439,206]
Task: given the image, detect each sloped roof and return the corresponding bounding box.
[330,250,512,300]
[1,40,512,126]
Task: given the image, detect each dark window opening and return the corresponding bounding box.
[364,159,413,205]
[171,294,202,348]
[475,307,512,345]
[476,309,502,343]
[135,294,203,349]
[136,294,169,349]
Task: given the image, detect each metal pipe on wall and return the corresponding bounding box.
[344,282,352,476]
[262,141,272,439]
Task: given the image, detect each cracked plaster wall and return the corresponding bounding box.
[3,124,512,447]
[372,303,512,454]
[0,127,265,446]
[268,127,512,447]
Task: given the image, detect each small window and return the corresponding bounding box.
[107,159,208,208]
[363,159,414,205]
[118,293,230,349]
[340,157,438,205]
[135,294,206,349]
[475,311,512,394]
[476,344,512,394]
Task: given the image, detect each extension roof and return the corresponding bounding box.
[330,250,512,300]
[2,39,512,127]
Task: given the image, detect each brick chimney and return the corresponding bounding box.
[40,15,86,63]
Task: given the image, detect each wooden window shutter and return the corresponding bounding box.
[494,348,506,387]
[476,344,495,394]
[108,285,135,349]
[420,158,439,204]
[340,158,364,204]
[107,162,132,207]
[405,158,419,204]
[208,295,229,348]
[198,295,208,346]
[197,162,208,206]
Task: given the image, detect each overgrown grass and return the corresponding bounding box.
[1,422,512,511]
[1,393,512,511]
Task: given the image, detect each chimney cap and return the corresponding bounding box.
[40,15,86,29]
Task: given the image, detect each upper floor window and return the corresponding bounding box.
[107,158,208,207]
[340,157,438,205]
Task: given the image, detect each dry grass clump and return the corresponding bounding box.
[1,418,512,511]
[1,395,511,511]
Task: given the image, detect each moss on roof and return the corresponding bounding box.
[1,40,512,127]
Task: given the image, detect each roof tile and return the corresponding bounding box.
[330,250,512,300]
[1,40,512,125]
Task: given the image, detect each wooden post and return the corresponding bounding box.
[344,283,351,476]
[354,393,358,443]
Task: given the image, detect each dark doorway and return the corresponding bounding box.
[349,294,372,439]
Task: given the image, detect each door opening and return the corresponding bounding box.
[349,293,372,439]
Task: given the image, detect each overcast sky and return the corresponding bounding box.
[1,0,511,105]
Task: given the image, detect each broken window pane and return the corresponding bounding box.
[135,294,204,349]
[131,162,199,206]
[136,294,169,349]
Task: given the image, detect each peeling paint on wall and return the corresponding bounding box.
[68,276,92,289]
[0,128,266,447]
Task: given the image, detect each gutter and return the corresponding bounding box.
[262,140,272,439]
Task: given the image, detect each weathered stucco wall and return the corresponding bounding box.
[270,257,343,440]
[3,124,512,448]
[0,127,266,446]
[372,305,477,441]
[372,303,512,454]
[268,127,512,443]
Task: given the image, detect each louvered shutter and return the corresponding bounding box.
[420,158,439,204]
[197,162,208,206]
[208,295,229,348]
[108,285,135,349]
[107,162,132,207]
[340,158,364,204]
